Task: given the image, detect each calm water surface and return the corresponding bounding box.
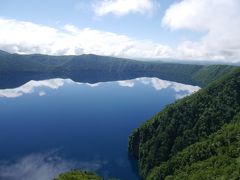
[0,77,200,180]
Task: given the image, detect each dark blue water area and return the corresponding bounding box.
[0,77,200,180]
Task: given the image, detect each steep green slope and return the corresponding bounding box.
[192,64,237,86]
[128,68,240,179]
[148,113,240,180]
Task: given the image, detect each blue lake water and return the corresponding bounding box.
[0,77,200,180]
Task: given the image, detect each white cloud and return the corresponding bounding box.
[0,17,173,59]
[93,0,156,17]
[1,0,240,64]
[162,0,240,62]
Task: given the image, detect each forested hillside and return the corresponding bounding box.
[0,50,237,86]
[128,68,240,179]
[148,113,240,180]
[54,170,102,180]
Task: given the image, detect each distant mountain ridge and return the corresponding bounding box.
[0,50,10,56]
[0,50,238,87]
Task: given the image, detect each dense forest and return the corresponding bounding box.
[148,113,240,179]
[0,50,237,87]
[129,68,240,179]
[53,170,118,180]
[53,170,102,180]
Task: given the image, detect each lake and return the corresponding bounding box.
[0,77,200,180]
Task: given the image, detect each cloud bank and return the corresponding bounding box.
[0,0,240,63]
[162,0,240,62]
[0,17,172,59]
[93,0,155,17]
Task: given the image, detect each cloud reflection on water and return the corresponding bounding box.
[118,80,135,87]
[0,151,106,180]
[0,79,70,98]
[0,77,200,99]
[118,78,200,99]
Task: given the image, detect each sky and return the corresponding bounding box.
[0,0,240,63]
